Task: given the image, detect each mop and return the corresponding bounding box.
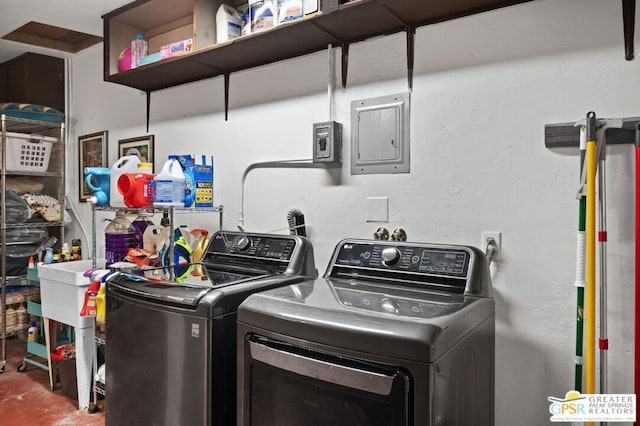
[573,125,587,392]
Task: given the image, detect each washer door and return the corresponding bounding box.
[246,335,410,426]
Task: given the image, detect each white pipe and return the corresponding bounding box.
[238,159,319,230]
[328,44,335,122]
[64,56,92,259]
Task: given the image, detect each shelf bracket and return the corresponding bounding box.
[224,72,230,122]
[623,0,635,60]
[380,4,415,89]
[341,44,349,89]
[145,91,151,133]
[406,27,415,90]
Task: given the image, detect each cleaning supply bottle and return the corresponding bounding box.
[105,211,137,266]
[216,4,242,43]
[5,306,16,331]
[143,225,170,255]
[16,303,27,330]
[61,243,70,262]
[190,229,210,276]
[95,283,107,323]
[110,154,141,207]
[132,212,154,249]
[28,320,39,341]
[131,33,148,69]
[154,159,186,207]
[72,239,82,261]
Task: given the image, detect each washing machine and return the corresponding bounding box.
[237,238,494,426]
[105,230,316,426]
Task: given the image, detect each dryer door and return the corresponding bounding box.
[246,335,410,426]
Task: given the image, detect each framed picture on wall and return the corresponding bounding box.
[78,131,108,202]
[118,135,155,169]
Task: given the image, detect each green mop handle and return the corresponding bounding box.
[574,125,587,392]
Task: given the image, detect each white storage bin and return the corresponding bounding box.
[2,132,58,172]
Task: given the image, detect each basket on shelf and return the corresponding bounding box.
[2,132,57,172]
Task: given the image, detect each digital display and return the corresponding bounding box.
[419,250,467,276]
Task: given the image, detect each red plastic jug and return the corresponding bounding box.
[118,173,155,208]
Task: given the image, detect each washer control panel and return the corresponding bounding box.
[333,241,470,278]
[208,232,295,261]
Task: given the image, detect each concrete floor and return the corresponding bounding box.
[0,336,104,426]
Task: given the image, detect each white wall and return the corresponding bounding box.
[67,0,640,423]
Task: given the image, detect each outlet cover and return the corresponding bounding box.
[366,197,389,222]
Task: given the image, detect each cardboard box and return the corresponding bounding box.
[139,52,162,66]
[160,38,194,59]
[174,155,214,208]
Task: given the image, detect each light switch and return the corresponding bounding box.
[366,197,389,222]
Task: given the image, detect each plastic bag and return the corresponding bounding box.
[1,190,30,224]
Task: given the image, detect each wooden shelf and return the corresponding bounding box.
[103,0,534,92]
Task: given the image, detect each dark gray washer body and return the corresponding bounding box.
[105,231,316,426]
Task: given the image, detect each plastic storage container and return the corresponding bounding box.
[1,132,58,172]
[217,4,242,43]
[132,212,154,249]
[110,154,141,208]
[154,159,185,207]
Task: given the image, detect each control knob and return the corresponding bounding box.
[380,298,400,314]
[238,236,252,252]
[381,247,401,266]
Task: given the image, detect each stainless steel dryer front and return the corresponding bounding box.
[237,239,495,426]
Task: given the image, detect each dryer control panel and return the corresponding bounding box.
[333,241,470,278]
[326,239,489,297]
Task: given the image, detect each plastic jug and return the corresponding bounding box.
[154,159,185,207]
[143,225,170,255]
[110,154,141,207]
[105,211,137,265]
[216,4,242,43]
[84,167,111,206]
[132,212,154,249]
[118,172,155,208]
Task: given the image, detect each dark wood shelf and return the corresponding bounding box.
[103,0,534,93]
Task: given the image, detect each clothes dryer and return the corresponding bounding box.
[238,238,494,426]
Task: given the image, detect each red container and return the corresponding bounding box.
[118,173,155,208]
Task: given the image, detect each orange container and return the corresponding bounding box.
[118,173,155,208]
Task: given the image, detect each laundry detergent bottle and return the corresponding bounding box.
[154,159,185,207]
[105,211,137,266]
[110,154,141,207]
